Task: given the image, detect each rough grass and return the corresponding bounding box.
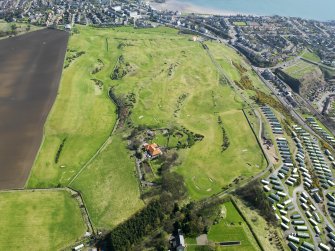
[208,201,260,251]
[0,190,86,251]
[205,41,271,95]
[284,59,320,79]
[233,197,289,251]
[0,20,41,39]
[71,136,144,229]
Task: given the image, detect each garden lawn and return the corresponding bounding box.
[0,190,86,251]
[208,201,260,251]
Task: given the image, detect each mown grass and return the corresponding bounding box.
[27,25,267,230]
[0,190,86,251]
[284,59,320,79]
[27,26,117,187]
[207,201,260,251]
[78,26,264,200]
[98,27,266,200]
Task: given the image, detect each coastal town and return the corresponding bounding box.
[1,0,335,251]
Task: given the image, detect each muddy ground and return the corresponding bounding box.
[0,28,69,189]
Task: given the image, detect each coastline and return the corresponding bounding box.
[149,0,244,16]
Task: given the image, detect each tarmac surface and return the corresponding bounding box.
[0,28,69,189]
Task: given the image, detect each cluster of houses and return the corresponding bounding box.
[261,69,298,108]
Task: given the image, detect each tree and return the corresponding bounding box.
[161,172,187,201]
[10,23,17,35]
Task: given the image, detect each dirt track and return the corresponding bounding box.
[0,29,69,189]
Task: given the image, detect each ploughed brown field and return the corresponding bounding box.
[0,29,68,189]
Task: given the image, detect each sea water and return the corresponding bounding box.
[177,0,335,21]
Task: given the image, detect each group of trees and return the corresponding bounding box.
[235,180,277,224]
[218,116,230,152]
[175,197,225,237]
[105,200,163,250]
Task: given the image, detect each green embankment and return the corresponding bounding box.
[0,190,86,251]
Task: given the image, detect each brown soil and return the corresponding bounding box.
[0,28,69,189]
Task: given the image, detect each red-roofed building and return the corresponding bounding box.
[143,143,162,157]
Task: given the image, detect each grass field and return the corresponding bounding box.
[233,21,247,26]
[301,50,321,63]
[96,27,266,199]
[26,25,267,231]
[71,136,144,229]
[27,26,117,187]
[63,26,265,200]
[207,201,260,251]
[205,41,271,95]
[0,20,41,39]
[283,59,320,79]
[0,190,86,251]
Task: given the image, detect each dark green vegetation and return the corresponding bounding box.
[235,180,277,224]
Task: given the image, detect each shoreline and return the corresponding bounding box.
[149,0,246,16]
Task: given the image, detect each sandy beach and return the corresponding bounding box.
[150,0,240,16]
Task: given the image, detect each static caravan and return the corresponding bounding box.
[280,209,288,215]
[263,185,270,192]
[283,199,292,205]
[296,232,309,238]
[292,220,305,225]
[281,222,289,230]
[302,241,315,250]
[309,218,317,226]
[295,225,308,231]
[306,211,312,218]
[314,226,321,235]
[281,215,290,223]
[319,243,330,251]
[287,235,299,243]
[291,214,301,219]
